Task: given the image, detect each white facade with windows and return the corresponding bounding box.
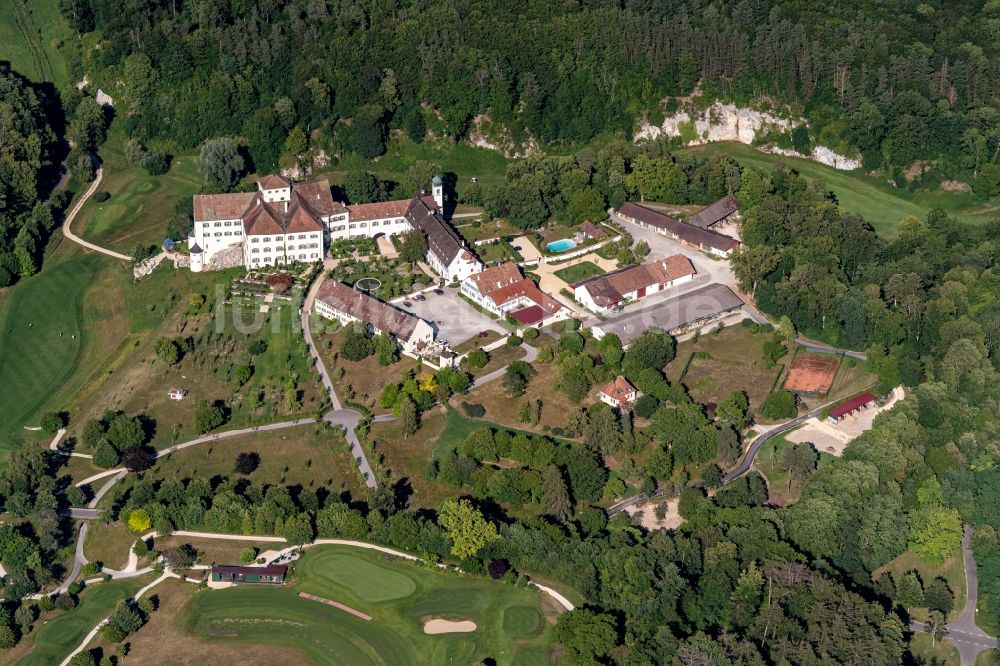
[189,174,479,280]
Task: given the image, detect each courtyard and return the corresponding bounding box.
[391,285,506,347]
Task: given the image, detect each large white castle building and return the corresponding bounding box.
[188,175,482,282]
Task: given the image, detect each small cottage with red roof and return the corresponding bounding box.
[599,376,639,408]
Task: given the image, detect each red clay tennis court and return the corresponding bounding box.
[783,353,839,395]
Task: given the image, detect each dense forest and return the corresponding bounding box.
[730,163,1000,633]
[0,66,61,286]
[58,0,1000,190]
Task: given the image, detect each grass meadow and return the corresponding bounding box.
[678,142,999,236]
[872,548,966,624]
[666,323,789,413]
[0,0,73,87]
[159,544,558,666]
[752,434,834,506]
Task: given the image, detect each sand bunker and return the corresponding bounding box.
[423,618,477,634]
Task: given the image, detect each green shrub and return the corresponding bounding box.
[461,402,486,417]
[760,390,797,419]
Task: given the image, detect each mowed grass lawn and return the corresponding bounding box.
[0,251,106,459]
[72,130,203,252]
[553,261,605,284]
[175,545,558,666]
[678,142,999,235]
[872,548,966,624]
[7,576,151,666]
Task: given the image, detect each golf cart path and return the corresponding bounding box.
[61,167,132,261]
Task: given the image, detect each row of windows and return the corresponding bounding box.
[211,230,242,237]
[248,233,321,243]
[211,220,239,227]
[250,253,319,264]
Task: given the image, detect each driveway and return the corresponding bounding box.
[609,210,737,289]
[392,286,505,346]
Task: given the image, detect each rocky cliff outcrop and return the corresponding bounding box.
[634,101,861,171]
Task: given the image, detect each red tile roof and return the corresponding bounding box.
[829,392,876,419]
[467,263,524,296]
[573,255,696,308]
[315,281,422,341]
[600,376,636,403]
[293,177,346,216]
[242,197,284,236]
[510,305,546,326]
[193,191,256,222]
[283,195,325,234]
[347,199,412,221]
[258,174,290,190]
[490,278,563,316]
[579,221,607,239]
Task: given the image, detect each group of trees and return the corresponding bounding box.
[59,0,1000,190]
[378,367,472,435]
[0,65,62,286]
[729,147,1000,629]
[83,411,155,471]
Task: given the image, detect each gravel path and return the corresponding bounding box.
[61,168,132,261]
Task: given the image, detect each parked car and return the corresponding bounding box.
[438,339,449,346]
[433,288,444,295]
[611,304,624,313]
[403,301,413,307]
[414,294,426,301]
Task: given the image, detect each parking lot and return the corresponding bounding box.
[391,286,506,346]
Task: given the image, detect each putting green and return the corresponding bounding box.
[307,551,417,602]
[169,545,559,666]
[502,605,542,637]
[133,179,159,194]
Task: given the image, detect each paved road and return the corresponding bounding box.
[911,525,998,664]
[471,343,538,390]
[61,167,132,261]
[55,523,89,594]
[744,302,869,361]
[156,418,316,458]
[301,269,377,488]
[794,337,868,361]
[607,401,833,516]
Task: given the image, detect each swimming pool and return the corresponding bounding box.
[546,238,577,253]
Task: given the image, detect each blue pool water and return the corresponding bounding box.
[547,238,577,253]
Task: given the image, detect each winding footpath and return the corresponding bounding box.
[60,167,132,261]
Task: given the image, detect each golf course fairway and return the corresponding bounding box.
[180,545,559,665]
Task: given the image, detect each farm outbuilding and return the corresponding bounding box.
[826,392,877,423]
